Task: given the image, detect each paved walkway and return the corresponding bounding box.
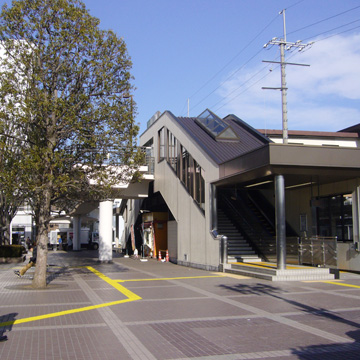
[1,250,360,359]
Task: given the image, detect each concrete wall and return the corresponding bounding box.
[337,242,360,271]
[155,158,219,270]
[167,220,178,262]
[140,112,221,270]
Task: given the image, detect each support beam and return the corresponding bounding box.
[99,200,113,262]
[275,175,286,269]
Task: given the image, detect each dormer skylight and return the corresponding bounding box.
[195,109,239,141]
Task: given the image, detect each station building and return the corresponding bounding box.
[120,109,360,276]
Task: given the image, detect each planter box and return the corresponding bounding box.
[0,256,26,264]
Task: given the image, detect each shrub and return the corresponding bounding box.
[0,245,26,258]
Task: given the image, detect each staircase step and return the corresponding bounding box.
[218,209,262,264]
[224,263,335,281]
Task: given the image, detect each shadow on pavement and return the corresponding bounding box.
[219,282,360,359]
[0,312,18,342]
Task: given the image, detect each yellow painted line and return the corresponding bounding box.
[86,266,141,301]
[0,266,142,328]
[233,262,311,270]
[118,275,225,282]
[213,272,251,279]
[302,280,343,283]
[323,281,360,289]
[0,299,134,327]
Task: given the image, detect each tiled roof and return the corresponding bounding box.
[176,113,269,165]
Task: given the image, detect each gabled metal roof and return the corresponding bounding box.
[176,112,269,165]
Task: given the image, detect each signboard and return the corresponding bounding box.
[50,231,58,245]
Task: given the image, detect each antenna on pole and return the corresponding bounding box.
[262,9,313,144]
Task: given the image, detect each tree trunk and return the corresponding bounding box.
[32,190,51,289]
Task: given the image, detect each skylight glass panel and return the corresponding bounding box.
[196,109,239,140]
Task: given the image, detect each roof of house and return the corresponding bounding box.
[144,109,359,166]
[174,111,269,165]
[257,129,359,138]
[339,123,360,134]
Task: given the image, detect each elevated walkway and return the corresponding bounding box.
[223,262,336,281]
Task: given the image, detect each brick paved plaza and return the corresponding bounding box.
[1,250,360,359]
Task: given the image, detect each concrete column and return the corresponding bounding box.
[115,212,120,247]
[275,175,286,270]
[73,216,81,251]
[353,186,360,245]
[99,200,113,262]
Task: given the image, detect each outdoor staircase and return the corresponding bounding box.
[218,209,262,263]
[223,262,336,281]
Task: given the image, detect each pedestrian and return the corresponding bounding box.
[14,243,37,277]
[25,237,31,250]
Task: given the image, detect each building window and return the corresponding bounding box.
[316,193,353,241]
[187,154,194,197]
[158,127,165,162]
[194,161,205,210]
[167,131,178,172]
[164,130,205,213]
[181,146,188,185]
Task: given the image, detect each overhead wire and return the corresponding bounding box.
[212,50,301,113]
[182,13,280,116]
[187,47,265,113]
[184,2,360,117]
[208,4,360,114]
[302,19,360,42]
[182,0,309,116]
[286,4,360,37]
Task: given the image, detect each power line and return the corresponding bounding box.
[213,69,273,113]
[302,19,360,42]
[187,47,265,114]
[210,18,359,117]
[182,13,280,116]
[286,4,360,37]
[211,49,301,113]
[185,3,360,119]
[285,0,305,11]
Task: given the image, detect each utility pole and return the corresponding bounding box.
[262,9,313,144]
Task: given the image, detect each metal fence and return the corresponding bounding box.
[299,236,337,267]
[241,236,338,268]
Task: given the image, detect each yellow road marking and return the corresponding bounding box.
[86,266,141,300]
[323,281,360,289]
[0,266,141,328]
[302,280,343,283]
[234,262,313,270]
[1,269,245,327]
[0,299,134,327]
[118,275,224,282]
[213,272,250,279]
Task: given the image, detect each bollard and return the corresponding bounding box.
[221,236,228,272]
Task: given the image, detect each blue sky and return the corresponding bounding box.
[2,0,360,135]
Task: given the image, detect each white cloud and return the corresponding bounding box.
[217,33,360,131]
